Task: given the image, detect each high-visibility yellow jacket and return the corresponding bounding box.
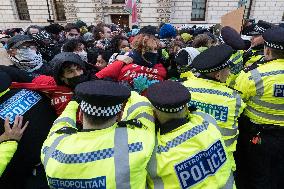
[0,140,18,177]
[182,76,246,170]
[147,111,234,189]
[244,49,264,67]
[234,59,284,126]
[226,50,244,88]
[41,91,155,189]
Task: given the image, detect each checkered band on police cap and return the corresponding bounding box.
[264,41,284,50]
[198,58,233,74]
[191,44,234,74]
[254,25,266,33]
[80,100,122,117]
[154,104,186,113]
[263,27,284,50]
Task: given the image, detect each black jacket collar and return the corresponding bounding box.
[158,117,189,135]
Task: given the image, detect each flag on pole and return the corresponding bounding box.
[125,0,138,24]
[125,0,132,14]
[132,0,138,24]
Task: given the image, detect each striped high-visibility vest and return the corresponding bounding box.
[41,92,156,189]
[147,111,234,189]
[226,50,244,88]
[244,49,264,67]
[182,77,246,170]
[234,59,284,126]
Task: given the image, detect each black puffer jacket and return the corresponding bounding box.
[0,72,57,189]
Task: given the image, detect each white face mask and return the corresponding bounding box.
[9,48,43,72]
[67,35,79,40]
[76,50,88,62]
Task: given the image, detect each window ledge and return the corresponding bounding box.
[189,20,208,23]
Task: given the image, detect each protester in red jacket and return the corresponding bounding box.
[11,75,73,116]
[95,34,167,87]
[6,52,90,116]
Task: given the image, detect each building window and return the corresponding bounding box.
[191,0,207,21]
[112,0,125,4]
[53,0,66,21]
[15,0,30,20]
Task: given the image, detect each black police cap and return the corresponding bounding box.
[242,24,257,36]
[75,80,131,117]
[6,35,34,49]
[191,44,234,73]
[243,20,274,36]
[220,26,245,50]
[147,80,190,113]
[254,20,274,34]
[0,71,12,93]
[263,27,284,50]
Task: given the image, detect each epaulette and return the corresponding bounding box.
[252,50,264,56]
[175,77,188,82]
[56,127,78,134]
[118,119,142,129]
[243,63,259,73]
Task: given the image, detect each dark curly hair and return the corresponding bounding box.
[87,48,113,65]
[62,39,85,52]
[45,23,64,35]
[64,23,80,33]
[109,35,129,53]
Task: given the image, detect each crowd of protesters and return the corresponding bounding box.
[0,19,284,189]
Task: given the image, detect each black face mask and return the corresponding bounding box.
[143,52,159,67]
[66,74,89,88]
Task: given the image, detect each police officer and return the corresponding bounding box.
[234,27,284,189]
[181,44,246,172]
[41,80,155,189]
[219,26,246,87]
[0,71,56,189]
[0,72,29,176]
[0,116,28,176]
[242,20,274,67]
[146,80,233,189]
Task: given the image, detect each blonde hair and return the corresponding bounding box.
[131,34,161,53]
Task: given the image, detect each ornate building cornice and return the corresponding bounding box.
[102,4,129,15]
[93,0,105,23]
[156,0,171,23]
[63,0,78,22]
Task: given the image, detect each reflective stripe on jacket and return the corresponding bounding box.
[234,59,284,126]
[147,111,234,189]
[183,77,246,170]
[41,92,155,189]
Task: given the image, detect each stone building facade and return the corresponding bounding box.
[0,0,283,29]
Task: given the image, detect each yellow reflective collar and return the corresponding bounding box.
[0,89,9,98]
